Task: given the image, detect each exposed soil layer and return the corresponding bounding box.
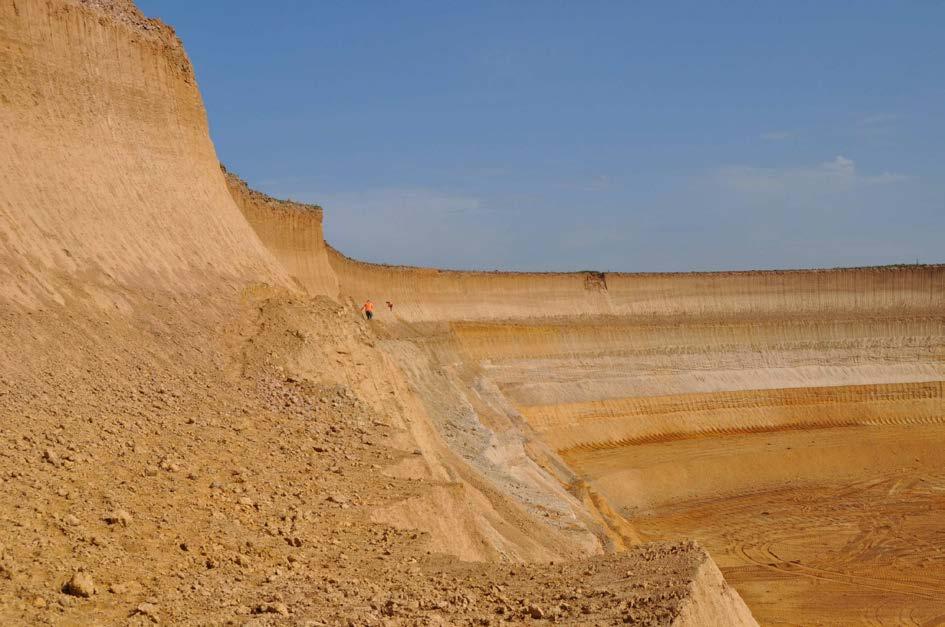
[0,0,758,624]
[319,277,944,626]
[0,293,749,625]
[15,0,940,624]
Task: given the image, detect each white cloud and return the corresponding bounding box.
[822,155,855,176]
[715,155,910,196]
[864,171,913,185]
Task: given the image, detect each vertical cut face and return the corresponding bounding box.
[0,0,287,307]
[332,264,945,624]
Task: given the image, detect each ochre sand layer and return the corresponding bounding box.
[317,253,945,624]
[5,0,943,623]
[0,0,756,624]
[212,29,945,620]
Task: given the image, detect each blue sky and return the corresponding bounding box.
[138,1,945,271]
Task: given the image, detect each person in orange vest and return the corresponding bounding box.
[360,300,375,320]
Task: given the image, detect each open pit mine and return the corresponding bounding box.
[2,1,943,625]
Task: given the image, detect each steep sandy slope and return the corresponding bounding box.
[224,168,338,298]
[0,1,757,624]
[224,81,945,623]
[319,252,945,623]
[227,173,637,559]
[0,0,605,565]
[328,248,943,321]
[0,0,290,307]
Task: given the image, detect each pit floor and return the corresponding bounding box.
[565,423,945,626]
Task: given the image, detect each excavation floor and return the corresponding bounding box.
[565,423,945,626]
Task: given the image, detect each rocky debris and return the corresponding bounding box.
[158,458,180,472]
[0,293,732,626]
[326,493,349,506]
[73,0,174,43]
[103,510,133,526]
[134,602,160,623]
[43,448,61,466]
[254,602,289,616]
[62,572,95,598]
[109,582,131,594]
[63,514,80,526]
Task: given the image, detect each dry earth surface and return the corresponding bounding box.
[345,299,945,626]
[1,0,757,625]
[0,292,740,625]
[5,0,943,625]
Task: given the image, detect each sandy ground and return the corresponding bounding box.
[566,425,945,625]
[358,308,944,626]
[0,292,751,626]
[7,0,944,625]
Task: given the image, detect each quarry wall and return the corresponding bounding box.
[0,0,288,308]
[12,1,940,622]
[224,168,338,297]
[231,166,945,582]
[226,139,945,498]
[327,247,945,322]
[321,248,945,443]
[1,0,634,566]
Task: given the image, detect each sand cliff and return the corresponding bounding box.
[229,144,945,623]
[231,160,945,625]
[0,1,759,624]
[14,0,941,622]
[0,0,294,309]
